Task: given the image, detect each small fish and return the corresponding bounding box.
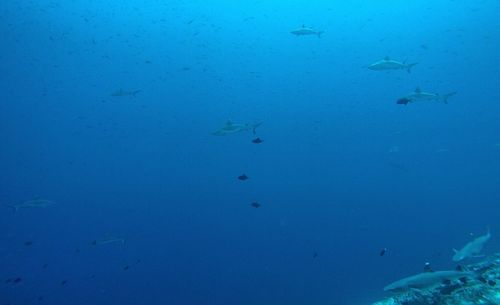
[379,248,387,256]
[238,174,249,181]
[252,137,263,144]
[60,280,67,286]
[488,280,496,286]
[313,252,318,258]
[251,202,261,208]
[397,97,411,105]
[123,265,130,271]
[423,262,433,273]
[24,241,33,246]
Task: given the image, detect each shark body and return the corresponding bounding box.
[92,237,126,246]
[6,199,56,212]
[368,57,418,73]
[212,121,262,136]
[397,87,457,105]
[290,25,324,38]
[111,89,141,97]
[453,230,491,262]
[384,270,472,292]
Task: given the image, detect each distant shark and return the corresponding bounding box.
[92,237,126,246]
[6,198,56,212]
[111,89,141,97]
[453,230,491,262]
[397,87,457,105]
[368,56,418,73]
[212,120,262,136]
[384,270,472,292]
[290,25,324,38]
[7,198,56,212]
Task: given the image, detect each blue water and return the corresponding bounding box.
[1,0,500,304]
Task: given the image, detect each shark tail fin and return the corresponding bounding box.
[132,90,141,97]
[317,31,324,38]
[442,92,457,104]
[251,122,262,135]
[406,63,418,73]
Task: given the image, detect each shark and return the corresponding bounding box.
[453,230,491,262]
[111,89,141,97]
[368,57,418,73]
[6,198,56,212]
[397,87,457,105]
[211,120,262,136]
[290,25,324,38]
[92,237,126,246]
[384,270,472,292]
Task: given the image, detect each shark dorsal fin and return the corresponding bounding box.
[302,24,305,28]
[384,56,390,61]
[415,87,422,94]
[226,120,233,126]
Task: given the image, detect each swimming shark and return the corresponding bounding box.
[453,230,491,262]
[397,87,457,105]
[211,120,262,136]
[92,237,126,246]
[384,270,472,292]
[290,25,324,38]
[368,57,418,73]
[6,198,56,212]
[111,89,141,97]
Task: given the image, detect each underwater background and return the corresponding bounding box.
[1,0,500,304]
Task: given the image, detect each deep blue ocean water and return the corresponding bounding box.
[1,0,500,304]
